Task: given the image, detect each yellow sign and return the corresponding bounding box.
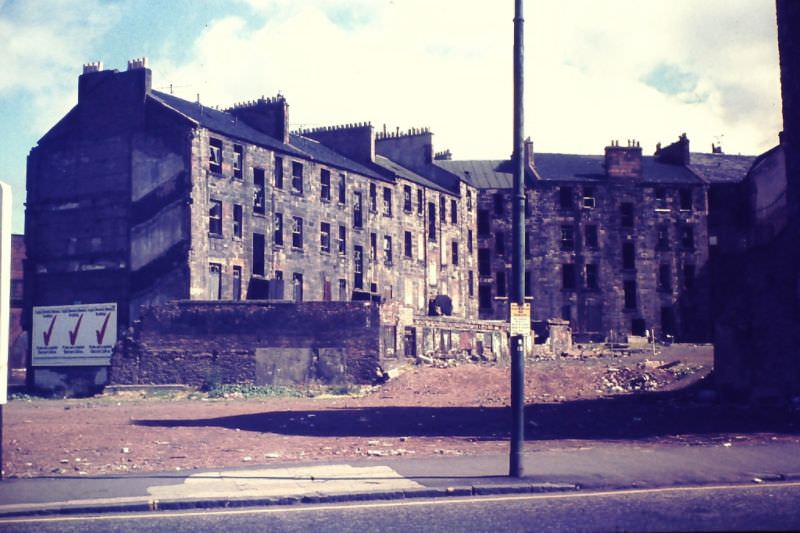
[509,303,531,336]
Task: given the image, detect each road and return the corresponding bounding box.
[1,482,798,533]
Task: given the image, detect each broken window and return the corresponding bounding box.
[559,186,573,209]
[370,233,377,262]
[369,183,377,212]
[354,246,364,289]
[624,280,637,309]
[274,156,284,189]
[496,270,507,297]
[233,144,243,179]
[353,191,363,228]
[209,200,222,236]
[292,216,303,249]
[209,263,222,299]
[292,272,303,302]
[560,225,575,251]
[384,235,393,264]
[253,233,265,276]
[232,266,242,300]
[291,161,303,194]
[467,190,473,211]
[495,231,506,255]
[585,225,598,249]
[451,199,458,224]
[232,204,242,238]
[680,189,693,211]
[562,263,576,290]
[468,229,474,253]
[451,241,459,265]
[477,209,490,236]
[478,248,491,276]
[320,169,331,201]
[209,138,223,173]
[428,202,437,241]
[320,222,331,253]
[494,193,504,215]
[621,202,634,228]
[655,188,668,210]
[338,173,346,204]
[585,263,599,289]
[404,231,413,258]
[403,185,413,212]
[479,284,492,309]
[440,196,447,223]
[253,168,266,214]
[622,242,635,270]
[659,264,672,292]
[383,187,393,216]
[338,225,346,255]
[469,271,475,297]
[657,225,670,250]
[582,186,596,209]
[681,225,695,250]
[417,188,424,215]
[273,213,283,246]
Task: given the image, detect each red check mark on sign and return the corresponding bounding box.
[42,315,57,346]
[96,313,111,344]
[68,314,84,346]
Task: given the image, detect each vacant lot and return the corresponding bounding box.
[4,345,798,478]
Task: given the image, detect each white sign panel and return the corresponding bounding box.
[509,302,531,337]
[0,182,10,404]
[32,303,117,366]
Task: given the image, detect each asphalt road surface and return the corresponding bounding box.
[1,482,799,533]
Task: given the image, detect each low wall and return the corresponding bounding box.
[110,300,381,387]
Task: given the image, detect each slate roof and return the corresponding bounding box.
[374,155,454,195]
[437,152,750,190]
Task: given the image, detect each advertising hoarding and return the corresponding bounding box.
[32,303,117,366]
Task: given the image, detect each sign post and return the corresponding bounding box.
[0,182,12,479]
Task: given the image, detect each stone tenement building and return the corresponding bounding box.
[24,61,477,336]
[436,135,748,342]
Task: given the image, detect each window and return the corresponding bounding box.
[291,161,303,194]
[680,189,692,211]
[253,233,265,276]
[274,156,284,189]
[338,279,348,301]
[292,216,303,249]
[209,200,222,236]
[496,271,507,297]
[585,264,598,289]
[468,271,474,297]
[467,229,474,253]
[354,246,364,289]
[585,225,598,249]
[320,169,331,201]
[681,225,695,250]
[384,235,393,264]
[440,196,447,223]
[477,209,490,236]
[562,263,576,290]
[478,248,491,276]
[624,280,637,309]
[209,138,222,173]
[353,191,363,228]
[292,272,303,302]
[403,185,412,212]
[320,222,331,253]
[232,204,242,238]
[622,242,635,270]
[233,144,243,179]
[428,202,437,241]
[232,266,242,300]
[253,168,266,214]
[525,270,532,297]
[495,231,506,255]
[683,263,695,290]
[451,241,459,265]
[466,190,473,211]
[657,225,670,250]
[582,186,595,208]
[370,233,377,261]
[209,263,222,299]
[383,187,392,216]
[655,188,668,210]
[273,213,283,245]
[417,189,424,215]
[338,174,346,204]
[560,225,575,251]
[338,225,346,255]
[404,231,413,258]
[479,284,493,309]
[559,186,573,209]
[494,193,504,215]
[562,304,572,322]
[369,183,377,212]
[659,264,672,292]
[621,202,634,228]
[450,199,458,224]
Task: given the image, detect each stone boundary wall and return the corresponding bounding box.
[110,300,381,387]
[410,315,510,362]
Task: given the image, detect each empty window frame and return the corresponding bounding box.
[338,225,346,255]
[560,225,575,251]
[657,225,670,250]
[562,263,576,290]
[369,183,377,212]
[466,190,473,211]
[585,225,598,249]
[338,278,348,301]
[292,216,304,249]
[680,225,695,250]
[233,144,243,179]
[338,173,346,204]
[440,196,447,223]
[209,138,223,173]
[253,233,265,276]
[232,204,242,238]
[320,169,331,201]
[467,229,474,253]
[451,241,459,265]
[450,199,458,224]
[232,266,242,300]
[494,193,505,215]
[383,187,392,216]
[622,242,635,270]
[428,202,437,241]
[253,168,266,214]
[679,188,693,211]
[582,186,596,208]
[209,200,222,236]
[291,161,304,194]
[655,188,668,210]
[274,156,284,189]
[417,189,424,215]
[624,279,637,309]
[621,202,634,228]
[353,191,363,228]
[659,264,672,292]
[320,222,331,253]
[370,233,377,261]
[479,284,492,309]
[478,248,491,276]
[496,270,507,297]
[477,209,490,236]
[403,185,413,212]
[495,231,506,255]
[683,263,695,290]
[404,231,413,258]
[559,186,573,209]
[209,263,222,299]
[383,235,393,264]
[273,212,283,245]
[292,272,303,302]
[585,263,599,289]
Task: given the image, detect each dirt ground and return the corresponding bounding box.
[4,345,799,478]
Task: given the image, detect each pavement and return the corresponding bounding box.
[0,440,799,518]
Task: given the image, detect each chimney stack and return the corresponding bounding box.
[604,139,643,179]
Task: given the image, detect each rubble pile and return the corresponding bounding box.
[601,360,703,394]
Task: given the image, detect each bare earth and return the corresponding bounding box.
[4,345,799,478]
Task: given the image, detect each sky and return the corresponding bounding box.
[0,0,783,233]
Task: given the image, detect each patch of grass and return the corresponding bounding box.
[205,383,311,399]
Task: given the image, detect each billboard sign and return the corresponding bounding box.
[32,303,117,366]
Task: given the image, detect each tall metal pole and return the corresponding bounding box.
[509,0,526,478]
